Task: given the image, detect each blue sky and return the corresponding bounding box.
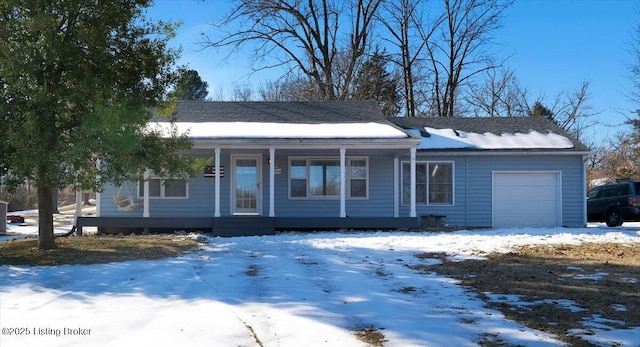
[145,0,639,142]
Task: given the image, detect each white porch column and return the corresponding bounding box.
[214,147,221,217]
[393,157,399,218]
[143,169,150,218]
[410,148,417,218]
[74,188,82,223]
[269,147,275,217]
[95,159,101,217]
[340,148,346,218]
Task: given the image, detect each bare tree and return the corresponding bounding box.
[548,82,599,141]
[465,68,529,117]
[203,0,383,100]
[422,0,513,117]
[259,76,323,101]
[378,0,436,117]
[232,83,255,101]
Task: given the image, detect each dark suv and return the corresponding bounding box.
[587,181,640,227]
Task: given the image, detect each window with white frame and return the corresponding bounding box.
[138,177,188,198]
[402,161,453,205]
[289,157,368,198]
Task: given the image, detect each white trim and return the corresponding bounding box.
[393,157,399,218]
[214,148,221,217]
[143,169,150,218]
[95,160,101,217]
[269,147,275,217]
[137,176,189,200]
[405,150,589,157]
[410,148,416,218]
[191,139,421,150]
[231,154,262,215]
[340,148,346,218]
[400,161,456,206]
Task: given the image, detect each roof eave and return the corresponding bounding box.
[190,137,422,149]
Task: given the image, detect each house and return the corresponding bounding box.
[78,100,589,235]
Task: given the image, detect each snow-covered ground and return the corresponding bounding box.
[1,223,639,347]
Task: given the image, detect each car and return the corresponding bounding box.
[587,181,640,227]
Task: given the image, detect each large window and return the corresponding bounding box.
[139,177,188,199]
[402,162,453,205]
[289,157,368,199]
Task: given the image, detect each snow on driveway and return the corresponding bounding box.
[1,224,639,347]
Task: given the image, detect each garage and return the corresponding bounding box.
[493,172,561,228]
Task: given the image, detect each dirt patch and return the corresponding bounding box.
[411,243,640,346]
[0,234,202,265]
[353,326,387,347]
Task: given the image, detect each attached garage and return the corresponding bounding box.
[492,172,561,228]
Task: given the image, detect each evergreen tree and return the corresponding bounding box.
[172,68,209,100]
[528,101,556,123]
[0,0,201,249]
[352,51,401,117]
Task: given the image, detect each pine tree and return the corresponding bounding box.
[352,51,401,117]
[172,69,209,101]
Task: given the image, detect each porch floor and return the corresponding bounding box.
[76,216,420,236]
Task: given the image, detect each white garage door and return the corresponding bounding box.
[493,172,561,228]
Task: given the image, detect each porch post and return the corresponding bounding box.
[214,147,221,217]
[340,148,346,218]
[410,148,417,218]
[95,159,101,217]
[74,188,82,222]
[143,169,150,218]
[269,147,275,217]
[393,157,399,218]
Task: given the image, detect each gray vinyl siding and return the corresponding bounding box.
[267,150,396,218]
[398,153,585,228]
[98,150,586,228]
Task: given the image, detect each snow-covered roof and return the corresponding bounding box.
[409,127,575,150]
[152,101,588,151]
[152,121,410,139]
[392,117,588,151]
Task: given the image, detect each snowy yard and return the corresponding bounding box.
[1,223,639,347]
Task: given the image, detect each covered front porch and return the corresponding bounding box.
[76,215,420,235]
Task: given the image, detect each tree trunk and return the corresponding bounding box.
[51,189,59,214]
[37,186,57,250]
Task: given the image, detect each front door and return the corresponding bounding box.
[232,156,261,215]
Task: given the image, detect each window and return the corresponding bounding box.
[402,161,453,205]
[289,157,368,199]
[139,178,188,198]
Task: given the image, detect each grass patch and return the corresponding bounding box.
[0,235,202,266]
[412,242,640,347]
[353,326,387,347]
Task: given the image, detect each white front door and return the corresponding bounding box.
[232,156,261,215]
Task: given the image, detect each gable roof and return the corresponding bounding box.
[391,116,589,152]
[163,100,387,123]
[151,100,415,142]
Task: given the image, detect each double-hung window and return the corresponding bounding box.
[289,157,368,199]
[138,177,188,199]
[402,161,453,205]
